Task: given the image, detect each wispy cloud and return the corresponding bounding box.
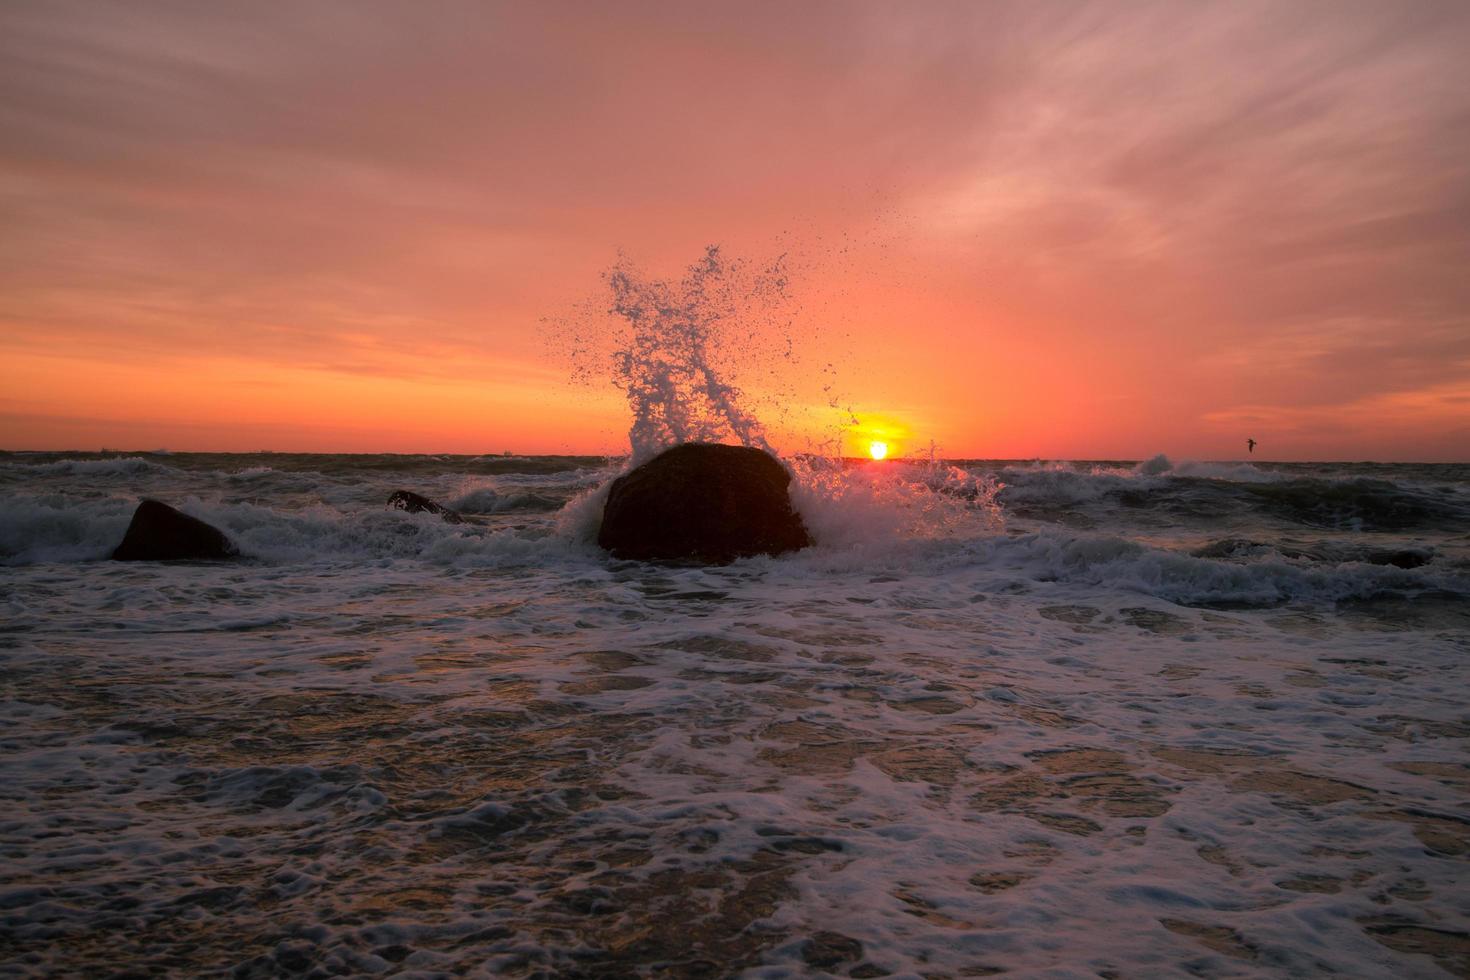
[1,1,1467,455]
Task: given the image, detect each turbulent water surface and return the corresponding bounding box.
[3,450,1469,977]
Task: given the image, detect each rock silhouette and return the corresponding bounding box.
[387,490,465,524]
[111,499,239,561]
[597,443,811,563]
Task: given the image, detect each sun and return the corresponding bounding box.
[868,441,889,461]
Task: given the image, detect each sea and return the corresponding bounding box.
[3,449,1468,977]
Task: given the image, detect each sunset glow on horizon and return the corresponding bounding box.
[3,2,1469,460]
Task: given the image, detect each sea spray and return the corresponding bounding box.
[789,455,1004,553]
[551,244,1006,550]
[555,245,801,464]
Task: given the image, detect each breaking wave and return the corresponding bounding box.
[2,478,1465,613]
[975,530,1466,608]
[7,456,176,478]
[995,456,1470,532]
[448,488,564,514]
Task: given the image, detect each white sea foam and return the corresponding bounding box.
[0,496,136,563]
[12,524,1463,976]
[790,457,1003,553]
[554,476,615,546]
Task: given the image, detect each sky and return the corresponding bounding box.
[2,1,1468,461]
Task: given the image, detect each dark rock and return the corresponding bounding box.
[387,490,465,524]
[111,499,238,561]
[1364,548,1431,570]
[597,443,811,563]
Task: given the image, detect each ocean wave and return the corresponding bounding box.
[774,518,1466,609]
[1236,477,1467,531]
[1131,453,1283,483]
[982,530,1467,607]
[207,500,573,565]
[449,487,568,514]
[1191,537,1433,569]
[4,456,177,478]
[0,496,136,564]
[993,456,1470,532]
[5,459,1467,615]
[222,466,278,481]
[0,494,575,567]
[456,456,612,476]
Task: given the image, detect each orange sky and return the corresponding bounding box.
[2,1,1468,461]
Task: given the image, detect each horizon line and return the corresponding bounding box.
[2,447,1464,466]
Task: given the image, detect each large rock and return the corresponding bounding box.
[111,499,239,561]
[597,443,811,563]
[387,490,465,524]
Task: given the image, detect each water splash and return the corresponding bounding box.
[559,245,801,464]
[790,455,1004,551]
[550,243,1004,549]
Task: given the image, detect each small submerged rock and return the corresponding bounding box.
[111,499,238,561]
[387,490,465,524]
[597,443,811,563]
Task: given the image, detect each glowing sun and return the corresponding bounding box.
[868,441,889,461]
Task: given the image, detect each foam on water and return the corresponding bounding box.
[0,494,138,564]
[5,515,1468,976]
[790,457,1003,554]
[3,451,1467,613]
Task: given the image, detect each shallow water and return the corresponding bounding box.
[2,451,1468,977]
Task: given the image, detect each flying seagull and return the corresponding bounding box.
[1247,438,1256,454]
